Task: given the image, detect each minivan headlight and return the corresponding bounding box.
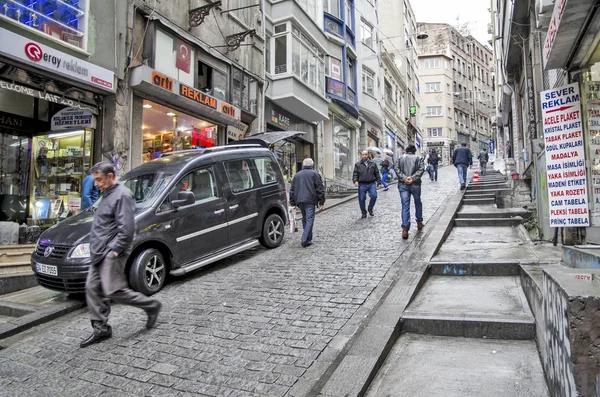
[70,243,90,259]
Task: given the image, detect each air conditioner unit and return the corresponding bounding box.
[536,12,552,29]
[537,0,555,14]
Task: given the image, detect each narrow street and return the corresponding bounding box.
[0,166,460,397]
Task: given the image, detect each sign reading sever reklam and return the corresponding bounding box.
[541,83,589,227]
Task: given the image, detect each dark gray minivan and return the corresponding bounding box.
[31,145,288,295]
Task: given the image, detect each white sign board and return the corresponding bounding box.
[540,83,590,227]
[51,107,96,131]
[0,27,115,92]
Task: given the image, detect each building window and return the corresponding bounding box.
[323,0,341,17]
[347,55,355,91]
[197,62,228,102]
[360,19,374,49]
[426,82,441,92]
[423,58,440,69]
[384,79,393,105]
[362,67,375,96]
[426,106,442,117]
[428,128,442,137]
[274,35,287,74]
[265,33,271,75]
[345,0,352,28]
[2,0,89,49]
[289,26,325,94]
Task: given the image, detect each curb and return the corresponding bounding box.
[0,298,85,341]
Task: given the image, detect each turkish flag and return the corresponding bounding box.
[175,40,191,74]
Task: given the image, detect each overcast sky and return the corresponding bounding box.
[411,0,493,47]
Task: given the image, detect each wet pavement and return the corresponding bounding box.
[0,166,460,397]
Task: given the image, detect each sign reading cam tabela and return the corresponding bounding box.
[180,84,238,119]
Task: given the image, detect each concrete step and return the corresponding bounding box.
[464,193,496,199]
[456,207,528,219]
[561,245,600,270]
[365,334,548,397]
[454,216,524,227]
[0,272,37,296]
[402,275,535,340]
[467,183,509,190]
[0,245,34,264]
[429,262,521,276]
[465,188,513,196]
[0,261,32,275]
[462,197,495,205]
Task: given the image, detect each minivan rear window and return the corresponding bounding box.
[254,157,279,185]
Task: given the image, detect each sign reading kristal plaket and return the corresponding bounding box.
[540,83,589,227]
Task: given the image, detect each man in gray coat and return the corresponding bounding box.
[80,162,162,348]
[289,158,325,248]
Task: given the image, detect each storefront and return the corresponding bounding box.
[0,27,114,239]
[264,101,314,182]
[129,23,259,166]
[332,116,358,182]
[141,99,219,161]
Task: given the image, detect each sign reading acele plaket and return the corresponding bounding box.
[0,27,115,92]
[540,83,590,227]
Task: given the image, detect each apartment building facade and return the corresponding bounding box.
[417,23,494,165]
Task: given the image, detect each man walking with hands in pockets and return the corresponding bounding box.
[396,145,425,239]
[289,158,325,248]
[353,150,381,218]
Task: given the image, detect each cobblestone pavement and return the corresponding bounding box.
[0,166,460,397]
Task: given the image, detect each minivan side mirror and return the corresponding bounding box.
[172,191,195,209]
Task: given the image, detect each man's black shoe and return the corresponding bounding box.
[301,242,313,248]
[460,184,466,190]
[369,210,374,216]
[80,329,112,348]
[361,213,367,219]
[146,302,162,330]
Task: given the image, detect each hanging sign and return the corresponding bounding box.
[51,107,96,131]
[540,83,589,227]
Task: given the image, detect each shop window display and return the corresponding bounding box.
[31,129,93,227]
[1,0,88,49]
[142,100,217,162]
[0,134,31,224]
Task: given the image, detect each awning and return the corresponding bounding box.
[229,131,306,147]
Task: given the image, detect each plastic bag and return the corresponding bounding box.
[288,206,298,233]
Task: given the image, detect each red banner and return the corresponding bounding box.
[175,40,191,74]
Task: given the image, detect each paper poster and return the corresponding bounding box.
[540,83,589,227]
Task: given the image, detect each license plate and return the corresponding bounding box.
[36,263,58,276]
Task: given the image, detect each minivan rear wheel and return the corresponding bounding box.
[259,213,285,248]
[129,248,166,295]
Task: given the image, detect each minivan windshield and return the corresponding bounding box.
[91,171,175,211]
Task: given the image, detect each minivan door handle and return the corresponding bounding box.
[214,209,225,215]
[229,204,239,210]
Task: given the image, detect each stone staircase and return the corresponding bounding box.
[0,244,36,296]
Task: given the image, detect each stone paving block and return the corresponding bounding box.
[0,167,460,396]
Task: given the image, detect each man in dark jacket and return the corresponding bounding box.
[289,158,325,248]
[452,142,472,190]
[80,162,162,348]
[397,145,425,239]
[478,149,489,175]
[353,150,381,218]
[427,149,440,182]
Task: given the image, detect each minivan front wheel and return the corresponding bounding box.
[259,213,285,248]
[129,248,166,295]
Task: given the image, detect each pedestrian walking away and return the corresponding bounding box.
[353,150,382,218]
[396,144,425,239]
[452,142,472,190]
[80,161,162,348]
[478,148,489,175]
[289,158,325,248]
[380,156,393,191]
[427,149,440,181]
